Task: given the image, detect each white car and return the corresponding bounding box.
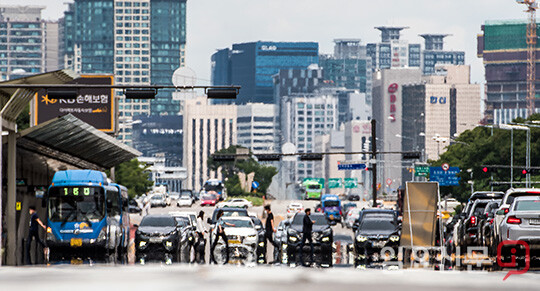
[211,217,258,264]
[345,208,362,228]
[286,202,304,218]
[438,198,461,211]
[217,198,252,209]
[177,194,194,207]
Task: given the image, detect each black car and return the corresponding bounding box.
[128,199,142,213]
[250,216,267,264]
[478,200,501,255]
[347,193,360,201]
[173,215,198,263]
[135,215,181,264]
[353,209,400,267]
[283,213,333,267]
[453,191,504,249]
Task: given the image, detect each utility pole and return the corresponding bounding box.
[371,119,377,208]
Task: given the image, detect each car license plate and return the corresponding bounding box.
[530,219,540,225]
[149,238,162,243]
[70,238,82,247]
[228,239,241,244]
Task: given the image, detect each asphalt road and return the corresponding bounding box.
[2,265,539,291]
[5,199,540,290]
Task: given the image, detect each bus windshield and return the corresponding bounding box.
[48,186,105,223]
[307,184,321,190]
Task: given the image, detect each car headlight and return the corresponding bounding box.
[247,235,257,241]
[289,236,298,242]
[139,241,147,248]
[389,235,400,242]
[165,241,173,248]
[258,241,265,247]
[322,237,330,242]
[356,235,368,242]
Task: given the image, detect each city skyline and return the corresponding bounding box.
[1,0,529,85]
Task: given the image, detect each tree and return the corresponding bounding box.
[431,114,540,201]
[16,104,30,131]
[208,145,278,197]
[111,159,154,199]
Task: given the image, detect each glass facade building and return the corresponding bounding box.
[211,41,319,104]
[62,0,187,145]
[132,115,183,166]
[150,0,186,115]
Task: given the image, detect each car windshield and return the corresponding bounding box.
[251,218,263,227]
[180,195,191,199]
[472,203,488,216]
[359,218,396,231]
[307,184,321,190]
[292,213,328,225]
[202,195,216,200]
[151,195,162,200]
[223,219,253,228]
[323,200,340,207]
[48,186,105,223]
[140,216,176,227]
[515,200,540,211]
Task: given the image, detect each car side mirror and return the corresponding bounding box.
[284,221,290,227]
[133,224,139,228]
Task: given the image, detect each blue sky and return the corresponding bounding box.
[3,0,529,85]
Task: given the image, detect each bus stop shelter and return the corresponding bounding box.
[0,70,141,265]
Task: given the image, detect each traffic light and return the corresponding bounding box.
[481,166,491,173]
[521,169,530,176]
[255,154,281,162]
[402,152,421,160]
[211,154,236,162]
[299,153,323,161]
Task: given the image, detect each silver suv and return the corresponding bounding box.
[498,196,540,245]
[493,188,540,244]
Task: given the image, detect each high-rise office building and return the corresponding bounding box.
[478,20,540,124]
[281,93,338,181]
[273,65,324,104]
[211,41,319,104]
[402,65,481,162]
[319,39,372,95]
[237,103,279,154]
[372,67,423,192]
[0,5,59,79]
[367,27,421,71]
[62,0,187,145]
[132,115,183,166]
[420,34,465,75]
[183,96,237,190]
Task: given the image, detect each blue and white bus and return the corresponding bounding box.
[45,170,130,263]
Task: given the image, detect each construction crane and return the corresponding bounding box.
[517,0,538,116]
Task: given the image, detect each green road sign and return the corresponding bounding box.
[344,178,358,189]
[303,178,325,188]
[415,166,429,177]
[328,178,343,189]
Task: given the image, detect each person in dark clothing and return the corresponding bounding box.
[300,208,315,266]
[210,210,235,264]
[26,206,46,265]
[264,205,278,263]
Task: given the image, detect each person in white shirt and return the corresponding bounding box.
[195,211,208,263]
